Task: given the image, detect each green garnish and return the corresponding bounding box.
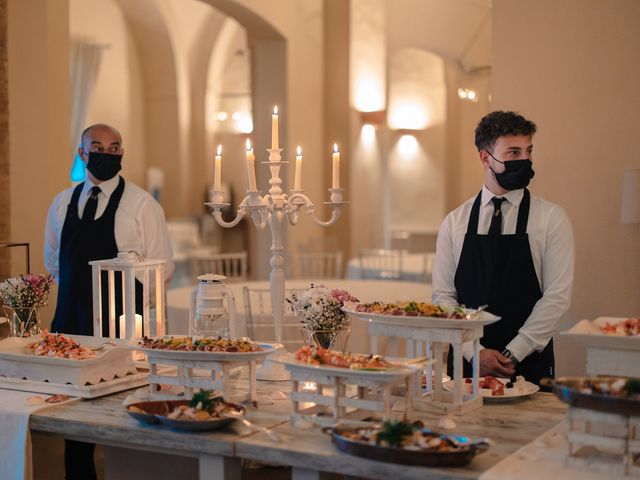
[376,420,416,447]
[189,390,223,410]
[624,379,640,395]
[403,302,419,312]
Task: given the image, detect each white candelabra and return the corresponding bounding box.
[206,144,346,344]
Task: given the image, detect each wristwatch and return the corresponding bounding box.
[501,349,519,365]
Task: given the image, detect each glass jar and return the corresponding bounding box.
[3,306,42,338]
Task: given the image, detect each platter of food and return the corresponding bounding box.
[278,346,415,381]
[343,302,501,329]
[546,376,640,416]
[443,375,539,401]
[325,420,490,467]
[0,332,136,385]
[126,390,245,432]
[129,336,277,362]
[562,317,640,348]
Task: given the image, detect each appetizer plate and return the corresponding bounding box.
[548,376,640,417]
[561,318,640,350]
[129,336,278,362]
[0,335,130,366]
[0,335,136,385]
[326,425,489,467]
[343,306,501,329]
[275,356,417,382]
[443,377,539,402]
[126,399,245,432]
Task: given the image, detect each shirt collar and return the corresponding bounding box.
[481,185,524,207]
[82,175,120,198]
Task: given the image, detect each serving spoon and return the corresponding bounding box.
[222,410,280,442]
[465,304,488,320]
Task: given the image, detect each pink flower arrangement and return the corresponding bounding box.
[0,274,54,308]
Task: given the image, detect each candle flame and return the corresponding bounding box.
[246,138,252,150]
[273,105,278,115]
[333,143,339,153]
[216,144,222,155]
[297,145,302,156]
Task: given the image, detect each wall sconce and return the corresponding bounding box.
[458,88,479,102]
[359,110,386,126]
[621,168,640,224]
[350,0,386,113]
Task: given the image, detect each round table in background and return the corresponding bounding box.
[166,279,431,354]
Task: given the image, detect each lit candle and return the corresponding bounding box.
[271,106,279,150]
[245,139,257,191]
[214,144,222,191]
[294,146,303,190]
[332,143,340,189]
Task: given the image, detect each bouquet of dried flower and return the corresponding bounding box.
[286,284,358,332]
[0,274,54,308]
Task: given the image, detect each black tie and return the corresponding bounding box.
[81,186,101,223]
[488,197,505,236]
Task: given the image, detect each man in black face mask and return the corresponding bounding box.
[44,123,174,479]
[432,111,574,388]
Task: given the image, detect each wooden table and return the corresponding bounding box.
[28,381,567,480]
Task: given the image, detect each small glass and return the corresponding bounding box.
[303,327,351,351]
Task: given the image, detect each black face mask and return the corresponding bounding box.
[488,152,535,190]
[86,151,122,181]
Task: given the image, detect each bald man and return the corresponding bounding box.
[44,125,174,478]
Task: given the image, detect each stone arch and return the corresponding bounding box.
[113,0,184,217]
[196,0,288,279]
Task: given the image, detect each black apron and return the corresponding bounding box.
[446,189,554,386]
[51,177,142,337]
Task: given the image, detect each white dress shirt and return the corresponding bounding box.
[432,186,574,362]
[44,175,175,283]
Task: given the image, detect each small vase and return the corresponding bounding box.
[304,327,351,351]
[3,306,42,338]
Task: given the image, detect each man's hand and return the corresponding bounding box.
[477,349,515,377]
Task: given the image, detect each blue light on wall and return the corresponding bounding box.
[70,151,86,182]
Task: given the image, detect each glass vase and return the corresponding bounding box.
[3,306,42,338]
[304,326,351,352]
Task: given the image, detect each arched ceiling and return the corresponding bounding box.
[387,0,492,73]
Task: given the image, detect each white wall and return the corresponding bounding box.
[70,0,146,186]
[493,0,640,374]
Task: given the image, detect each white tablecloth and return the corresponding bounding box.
[346,253,433,283]
[167,279,431,354]
[0,390,76,480]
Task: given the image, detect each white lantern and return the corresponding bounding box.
[89,251,166,339]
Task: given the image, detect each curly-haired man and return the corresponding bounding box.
[432,111,574,387]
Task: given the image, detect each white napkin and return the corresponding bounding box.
[0,390,75,480]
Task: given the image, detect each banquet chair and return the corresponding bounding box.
[291,251,343,279]
[166,219,204,262]
[242,287,303,351]
[191,250,248,282]
[357,249,405,280]
[419,252,437,283]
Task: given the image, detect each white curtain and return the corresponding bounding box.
[69,41,104,180]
